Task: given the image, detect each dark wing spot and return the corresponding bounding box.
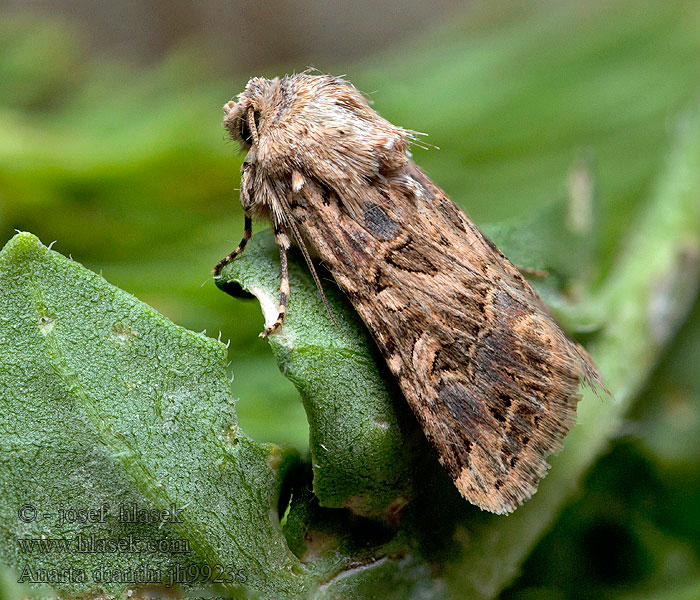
[364,203,400,241]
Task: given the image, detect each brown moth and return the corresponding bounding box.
[214,73,604,515]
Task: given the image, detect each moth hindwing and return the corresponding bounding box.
[216,73,605,514]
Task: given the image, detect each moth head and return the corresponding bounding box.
[222,74,418,215]
[222,76,278,150]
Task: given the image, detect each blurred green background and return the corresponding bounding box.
[1,0,699,598]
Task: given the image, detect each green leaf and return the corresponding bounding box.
[217,232,425,520]
[0,233,308,599]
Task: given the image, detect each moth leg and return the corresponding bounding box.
[260,231,290,338]
[212,215,252,275]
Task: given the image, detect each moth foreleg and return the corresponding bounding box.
[259,230,290,338]
[212,214,253,275]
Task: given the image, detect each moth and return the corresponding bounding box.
[214,73,604,514]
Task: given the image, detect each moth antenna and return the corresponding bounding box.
[279,193,339,327]
[247,107,259,145]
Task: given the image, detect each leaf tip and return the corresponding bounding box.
[1,231,47,263]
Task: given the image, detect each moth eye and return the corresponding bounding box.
[239,110,261,145]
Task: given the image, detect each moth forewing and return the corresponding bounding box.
[218,73,605,514]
